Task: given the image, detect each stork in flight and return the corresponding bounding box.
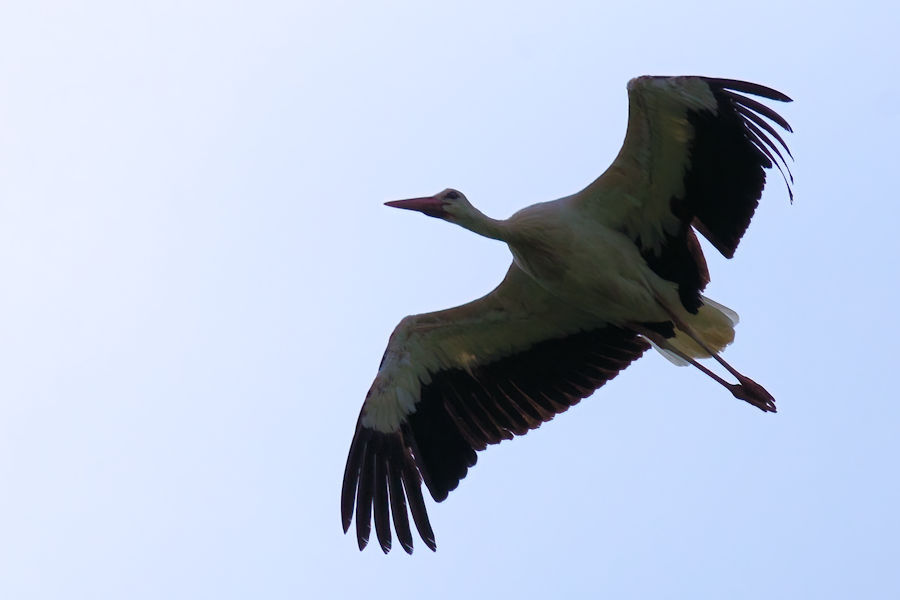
[341,75,793,554]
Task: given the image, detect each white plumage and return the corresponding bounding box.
[341,75,793,553]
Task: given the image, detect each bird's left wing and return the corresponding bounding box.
[576,76,793,312]
[341,263,651,553]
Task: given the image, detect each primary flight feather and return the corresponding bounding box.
[341,75,793,553]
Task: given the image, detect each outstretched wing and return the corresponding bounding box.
[578,75,793,312]
[341,264,651,553]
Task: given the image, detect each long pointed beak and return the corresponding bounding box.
[384,195,446,218]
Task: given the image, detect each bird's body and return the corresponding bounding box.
[508,200,672,323]
[341,75,794,554]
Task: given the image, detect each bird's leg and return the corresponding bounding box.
[632,324,776,413]
[669,316,776,412]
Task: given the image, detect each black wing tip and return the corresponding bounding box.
[702,77,793,103]
[342,422,438,554]
[721,88,795,204]
[357,533,369,551]
[719,89,793,133]
[680,74,795,259]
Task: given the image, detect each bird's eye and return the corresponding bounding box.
[445,191,460,200]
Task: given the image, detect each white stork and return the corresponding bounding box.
[341,75,793,553]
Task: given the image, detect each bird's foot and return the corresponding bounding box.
[728,375,777,413]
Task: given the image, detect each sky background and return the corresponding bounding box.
[1,1,899,598]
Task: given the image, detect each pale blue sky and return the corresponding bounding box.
[1,1,898,598]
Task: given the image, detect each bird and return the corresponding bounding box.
[341,75,793,554]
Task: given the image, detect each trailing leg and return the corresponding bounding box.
[633,323,776,413]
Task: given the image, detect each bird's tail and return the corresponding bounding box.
[653,296,739,365]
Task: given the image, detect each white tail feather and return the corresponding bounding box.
[661,296,738,363]
[700,295,739,326]
[648,338,691,366]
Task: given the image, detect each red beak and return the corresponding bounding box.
[385,195,447,218]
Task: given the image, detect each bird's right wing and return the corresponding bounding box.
[575,76,793,312]
[341,263,652,553]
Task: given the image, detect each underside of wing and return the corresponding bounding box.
[341,264,654,553]
[581,75,793,312]
[409,324,650,501]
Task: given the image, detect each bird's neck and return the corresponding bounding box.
[453,208,507,241]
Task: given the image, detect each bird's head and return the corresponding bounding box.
[384,188,472,222]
